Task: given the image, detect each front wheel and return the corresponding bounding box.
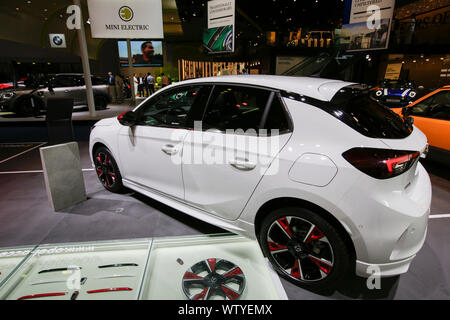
[93,147,123,192]
[258,207,352,291]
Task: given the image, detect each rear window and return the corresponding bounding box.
[282,85,412,139]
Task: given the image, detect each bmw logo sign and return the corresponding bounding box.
[52,36,63,46]
[119,6,134,22]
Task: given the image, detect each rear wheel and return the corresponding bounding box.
[258,207,352,291]
[93,147,123,192]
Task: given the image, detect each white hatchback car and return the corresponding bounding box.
[89,75,431,291]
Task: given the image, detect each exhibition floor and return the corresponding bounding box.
[0,141,449,299]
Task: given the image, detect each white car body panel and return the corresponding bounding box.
[181,130,291,220]
[117,125,187,199]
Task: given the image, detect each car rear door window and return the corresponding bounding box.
[202,85,271,134]
[52,75,75,88]
[136,85,211,128]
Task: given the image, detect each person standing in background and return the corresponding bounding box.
[133,73,138,98]
[138,74,145,97]
[115,74,124,103]
[107,72,116,103]
[146,72,155,96]
[161,73,169,87]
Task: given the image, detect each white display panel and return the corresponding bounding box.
[0,235,286,300]
[139,234,287,300]
[0,240,151,300]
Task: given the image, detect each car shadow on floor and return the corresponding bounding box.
[129,190,227,235]
[334,274,400,299]
[283,273,401,300]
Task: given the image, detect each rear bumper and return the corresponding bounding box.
[338,163,431,276]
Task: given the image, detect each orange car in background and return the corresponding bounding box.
[395,85,450,162]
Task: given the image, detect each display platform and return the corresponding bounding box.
[0,234,287,300]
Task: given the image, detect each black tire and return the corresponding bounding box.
[258,206,352,292]
[93,147,123,193]
[94,95,108,110]
[15,96,38,117]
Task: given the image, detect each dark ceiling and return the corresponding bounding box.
[176,0,346,33]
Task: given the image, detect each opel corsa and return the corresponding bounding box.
[89,75,431,290]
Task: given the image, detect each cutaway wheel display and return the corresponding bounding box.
[182,258,245,300]
[93,147,123,192]
[259,207,351,290]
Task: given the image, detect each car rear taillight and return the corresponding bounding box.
[342,148,420,179]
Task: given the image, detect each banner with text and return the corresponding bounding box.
[340,0,395,51]
[204,0,235,53]
[87,0,164,39]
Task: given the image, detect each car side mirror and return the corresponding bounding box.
[118,111,137,126]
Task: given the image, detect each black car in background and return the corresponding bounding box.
[0,74,112,117]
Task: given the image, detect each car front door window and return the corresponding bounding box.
[136,85,211,128]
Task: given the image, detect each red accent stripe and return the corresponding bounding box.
[87,287,133,294]
[221,286,240,300]
[290,260,301,279]
[192,288,209,300]
[223,267,243,278]
[277,217,293,238]
[305,226,325,243]
[17,292,67,300]
[268,241,288,252]
[308,256,332,274]
[183,272,203,280]
[207,258,216,272]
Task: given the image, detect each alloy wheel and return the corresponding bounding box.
[94,151,116,189]
[266,216,334,282]
[182,258,245,300]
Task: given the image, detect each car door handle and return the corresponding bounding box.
[229,158,256,171]
[161,144,178,155]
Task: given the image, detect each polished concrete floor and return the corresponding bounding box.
[0,141,449,300]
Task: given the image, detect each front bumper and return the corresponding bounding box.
[0,99,12,112]
[356,253,418,277]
